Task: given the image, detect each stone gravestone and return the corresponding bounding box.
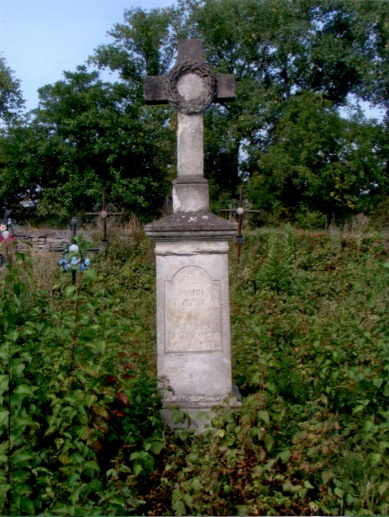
[144,39,240,428]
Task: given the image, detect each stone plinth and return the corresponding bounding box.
[145,214,240,429]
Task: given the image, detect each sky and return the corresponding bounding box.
[0,0,384,120]
[0,0,176,111]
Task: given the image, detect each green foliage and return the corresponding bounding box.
[2,0,389,223]
[1,226,387,515]
[246,91,387,220]
[0,66,173,220]
[0,246,165,515]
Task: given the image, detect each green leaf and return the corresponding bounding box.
[64,285,77,298]
[257,410,270,425]
[0,410,9,428]
[150,441,164,454]
[83,268,97,281]
[321,470,334,485]
[13,383,36,397]
[21,497,35,515]
[84,460,101,473]
[372,377,384,388]
[173,498,186,516]
[237,505,249,515]
[133,463,143,476]
[378,482,389,496]
[69,485,81,505]
[334,487,345,498]
[10,359,26,377]
[370,453,382,467]
[277,449,291,462]
[191,478,202,493]
[11,449,34,467]
[0,375,9,393]
[264,433,274,452]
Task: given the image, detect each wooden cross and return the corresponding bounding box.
[220,186,262,262]
[144,39,235,184]
[85,192,123,247]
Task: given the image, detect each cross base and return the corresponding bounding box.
[145,211,237,238]
[173,176,209,213]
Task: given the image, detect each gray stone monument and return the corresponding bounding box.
[144,39,240,428]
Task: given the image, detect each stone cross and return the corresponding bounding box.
[145,39,235,213]
[144,40,240,430]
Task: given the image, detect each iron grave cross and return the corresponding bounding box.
[144,39,235,185]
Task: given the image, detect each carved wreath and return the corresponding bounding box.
[165,60,217,114]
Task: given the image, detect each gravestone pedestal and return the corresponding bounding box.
[145,212,238,427]
[145,214,240,428]
[144,39,240,429]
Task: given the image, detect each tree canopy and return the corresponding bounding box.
[0,66,174,219]
[0,0,388,225]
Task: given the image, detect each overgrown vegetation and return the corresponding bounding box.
[0,221,388,515]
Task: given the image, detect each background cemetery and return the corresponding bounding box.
[0,0,388,515]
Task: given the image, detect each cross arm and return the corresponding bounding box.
[144,76,169,105]
[144,74,235,105]
[84,211,124,216]
[216,74,235,102]
[219,209,262,214]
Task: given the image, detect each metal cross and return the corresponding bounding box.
[220,186,262,262]
[54,217,103,284]
[84,192,123,248]
[144,39,235,181]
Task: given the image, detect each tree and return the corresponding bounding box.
[181,0,388,218]
[1,7,181,221]
[1,67,174,220]
[3,1,388,223]
[246,91,387,222]
[0,57,26,213]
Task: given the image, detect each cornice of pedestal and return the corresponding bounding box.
[144,212,237,241]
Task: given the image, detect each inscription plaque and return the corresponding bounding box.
[164,266,222,353]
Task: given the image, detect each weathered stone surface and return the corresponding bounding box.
[177,73,206,100]
[177,39,203,64]
[144,76,168,105]
[172,178,209,213]
[164,266,222,353]
[177,113,203,179]
[144,212,237,237]
[155,249,233,394]
[8,230,67,253]
[216,74,236,101]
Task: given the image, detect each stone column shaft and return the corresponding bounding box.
[177,112,204,178]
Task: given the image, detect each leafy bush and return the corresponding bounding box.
[0,225,388,515]
[0,249,165,515]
